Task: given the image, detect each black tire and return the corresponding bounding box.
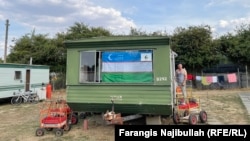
[36,128,45,136]
[32,94,40,104]
[11,96,22,105]
[79,112,87,119]
[199,110,207,123]
[55,128,64,137]
[71,114,78,125]
[189,114,198,125]
[173,113,180,124]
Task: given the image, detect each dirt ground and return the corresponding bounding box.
[0,88,249,141]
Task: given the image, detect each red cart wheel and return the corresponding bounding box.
[36,128,45,136]
[55,128,64,136]
[173,113,180,124]
[189,114,197,125]
[71,114,78,125]
[199,110,207,123]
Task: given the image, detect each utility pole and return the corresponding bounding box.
[4,19,10,63]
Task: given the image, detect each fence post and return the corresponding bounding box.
[237,68,240,88]
[246,65,248,88]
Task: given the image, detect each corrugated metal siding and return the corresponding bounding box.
[67,85,172,115]
[68,103,172,115]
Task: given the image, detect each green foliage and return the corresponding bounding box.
[217,24,250,65]
[6,23,112,73]
[6,22,250,78]
[171,25,222,72]
[65,22,112,40]
[129,27,167,36]
[129,27,148,36]
[52,73,66,90]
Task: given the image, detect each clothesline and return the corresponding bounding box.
[187,73,237,85]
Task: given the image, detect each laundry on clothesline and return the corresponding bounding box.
[201,76,211,85]
[227,73,237,83]
[196,73,237,84]
[212,76,218,83]
[196,76,201,81]
[206,76,213,84]
[218,75,224,83]
[187,74,194,80]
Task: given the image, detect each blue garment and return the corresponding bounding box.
[218,75,224,83]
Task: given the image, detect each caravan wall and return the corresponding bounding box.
[0,64,50,99]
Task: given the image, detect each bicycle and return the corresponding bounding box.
[11,89,40,105]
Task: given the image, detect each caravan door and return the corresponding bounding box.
[170,50,178,109]
[25,69,30,91]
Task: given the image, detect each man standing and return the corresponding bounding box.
[175,63,187,104]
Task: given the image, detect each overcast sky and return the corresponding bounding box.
[1,0,250,59]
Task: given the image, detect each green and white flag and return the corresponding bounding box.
[101,50,153,83]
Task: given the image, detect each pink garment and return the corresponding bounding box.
[227,73,237,83]
[206,76,213,84]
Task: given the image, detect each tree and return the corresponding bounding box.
[129,27,167,36]
[217,24,250,66]
[129,27,148,36]
[7,30,51,64]
[65,22,112,40]
[7,29,67,72]
[7,23,113,73]
[171,25,222,73]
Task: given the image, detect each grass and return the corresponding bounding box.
[0,89,250,141]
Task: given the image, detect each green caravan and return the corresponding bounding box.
[64,36,177,124]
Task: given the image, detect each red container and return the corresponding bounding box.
[46,84,52,99]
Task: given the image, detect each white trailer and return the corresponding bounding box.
[0,63,50,100]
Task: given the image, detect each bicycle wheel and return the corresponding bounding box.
[32,94,40,104]
[11,96,22,105]
[28,94,40,104]
[27,95,34,103]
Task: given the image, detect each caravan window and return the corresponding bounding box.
[79,51,100,83]
[79,50,153,83]
[14,71,22,80]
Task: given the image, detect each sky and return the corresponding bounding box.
[0,0,250,59]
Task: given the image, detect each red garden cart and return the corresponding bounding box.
[35,99,78,136]
[172,86,208,125]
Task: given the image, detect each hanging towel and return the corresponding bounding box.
[196,76,201,81]
[212,76,218,83]
[218,75,224,83]
[202,76,209,85]
[206,76,213,84]
[187,74,193,80]
[227,73,237,83]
